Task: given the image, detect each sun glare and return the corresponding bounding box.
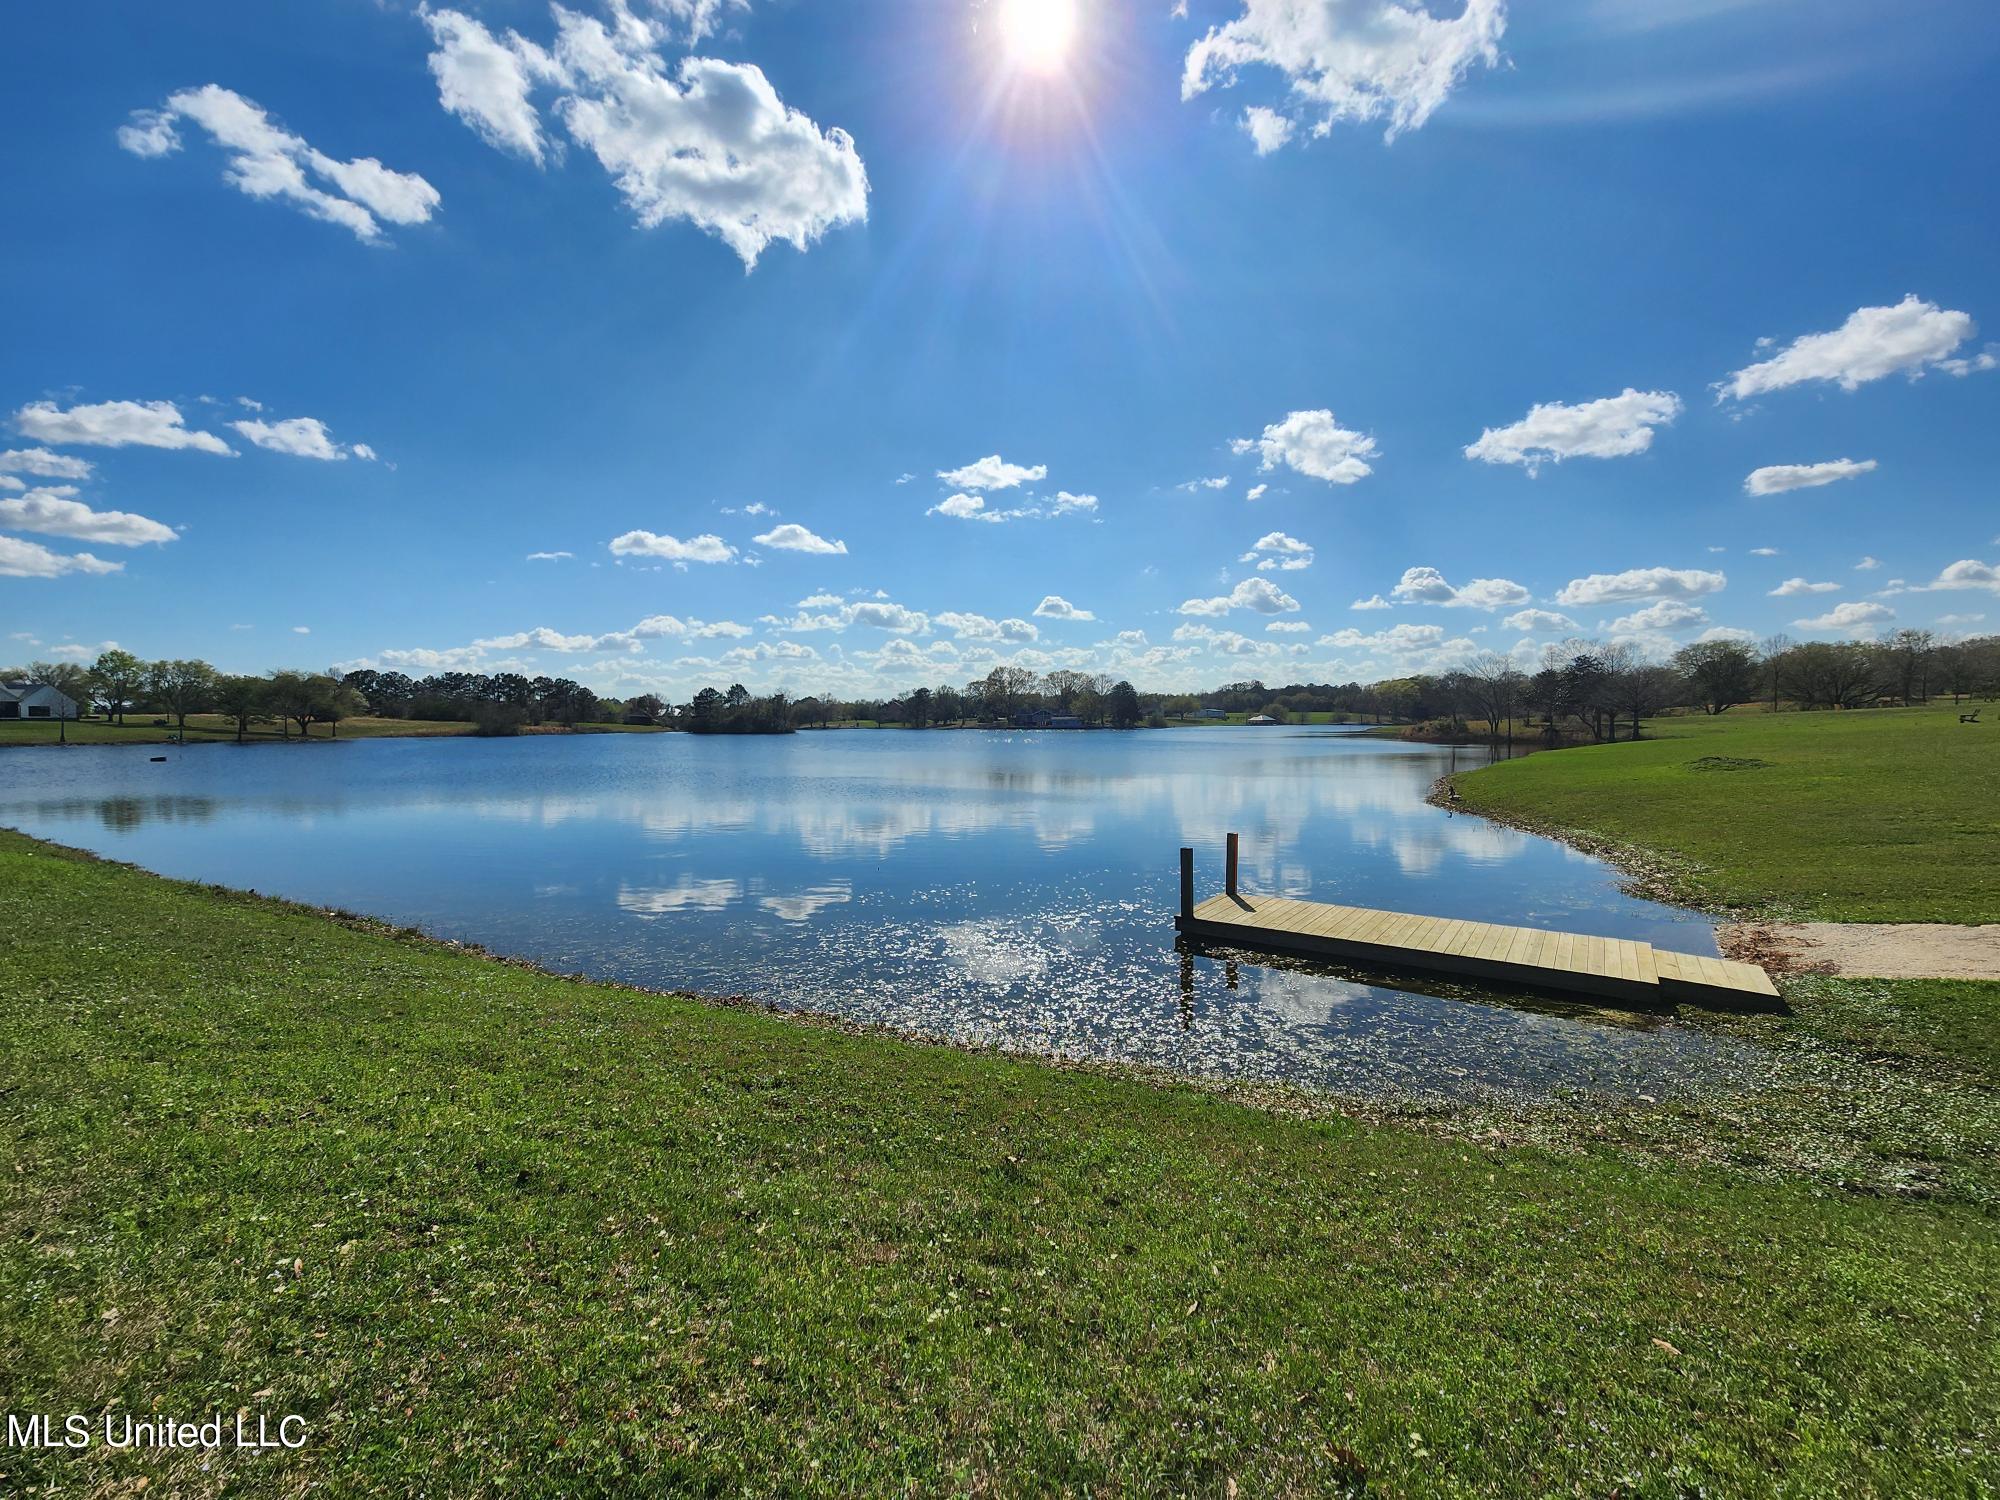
[998,0,1078,75]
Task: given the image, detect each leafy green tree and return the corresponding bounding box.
[1108,680,1141,729]
[213,675,269,743]
[89,648,145,724]
[1672,640,1759,716]
[145,658,219,736]
[905,686,933,729]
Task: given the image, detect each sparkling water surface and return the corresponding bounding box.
[0,728,1753,1104]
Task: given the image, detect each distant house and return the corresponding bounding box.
[0,682,80,721]
[1014,710,1085,730]
[1246,713,1279,726]
[1194,707,1228,720]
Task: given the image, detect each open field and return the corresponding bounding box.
[0,716,671,747]
[2,829,1995,1497]
[1450,703,2000,923]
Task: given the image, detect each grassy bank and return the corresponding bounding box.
[1449,702,2000,922]
[2,831,1995,1497]
[0,716,671,748]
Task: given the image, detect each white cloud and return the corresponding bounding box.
[1172,623,1281,657]
[1033,595,1095,621]
[1749,546,1780,557]
[1350,593,1390,610]
[1922,559,2000,595]
[1184,0,1506,142]
[0,488,176,547]
[935,611,1038,643]
[527,550,574,561]
[1502,608,1579,633]
[754,522,847,555]
[1317,622,1447,654]
[0,537,123,579]
[14,399,232,454]
[937,454,1046,491]
[1232,409,1376,485]
[1179,475,1231,493]
[1241,106,1295,155]
[0,448,94,480]
[1178,575,1300,616]
[229,415,368,461]
[1390,565,1530,610]
[1695,625,1757,645]
[1265,620,1312,633]
[1792,601,1895,636]
[1245,483,1268,501]
[1554,566,1726,607]
[120,84,440,243]
[1239,531,1314,571]
[1743,458,1877,496]
[608,530,738,564]
[847,601,926,632]
[1605,599,1707,633]
[1767,577,1839,597]
[1723,296,1991,399]
[291,626,311,635]
[928,492,993,521]
[1464,389,1681,472]
[1855,556,1880,571]
[422,7,866,268]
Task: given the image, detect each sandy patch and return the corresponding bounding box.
[1723,923,2000,981]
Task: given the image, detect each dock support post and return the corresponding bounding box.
[1178,846,1194,923]
[1225,832,1239,897]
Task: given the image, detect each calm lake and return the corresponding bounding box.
[0,728,1751,1104]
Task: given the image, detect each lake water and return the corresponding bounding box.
[0,728,1751,1105]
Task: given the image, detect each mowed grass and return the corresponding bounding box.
[0,716,669,747]
[2,832,1995,1497]
[1452,702,2000,922]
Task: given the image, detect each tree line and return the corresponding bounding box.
[11,630,1994,744]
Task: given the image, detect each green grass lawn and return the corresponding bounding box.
[2,830,1995,1497]
[0,716,671,747]
[1450,702,2000,922]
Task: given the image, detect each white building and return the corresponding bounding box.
[0,682,81,721]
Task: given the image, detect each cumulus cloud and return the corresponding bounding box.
[1922,559,2000,595]
[1605,599,1707,634]
[14,399,232,454]
[1178,575,1300,616]
[1554,566,1726,607]
[609,530,738,564]
[0,536,123,579]
[1183,0,1506,142]
[1033,595,1095,621]
[1792,601,1895,636]
[935,611,1038,643]
[422,6,866,267]
[1502,607,1579,633]
[230,415,371,461]
[1239,531,1314,571]
[1464,389,1681,473]
[1233,409,1376,485]
[1390,565,1530,610]
[119,84,440,243]
[754,522,847,555]
[1350,593,1390,610]
[1767,577,1840,597]
[1743,458,1877,496]
[1180,475,1231,492]
[0,448,94,480]
[847,600,926,632]
[1722,296,1992,399]
[1245,483,1268,501]
[937,454,1047,491]
[1241,106,1294,155]
[0,488,177,547]
[1855,556,1881,571]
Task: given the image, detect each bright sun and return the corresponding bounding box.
[998,0,1078,75]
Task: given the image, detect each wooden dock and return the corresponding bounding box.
[1175,837,1780,1010]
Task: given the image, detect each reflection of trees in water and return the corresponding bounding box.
[3,800,223,836]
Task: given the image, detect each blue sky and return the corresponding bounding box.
[4,0,1997,697]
